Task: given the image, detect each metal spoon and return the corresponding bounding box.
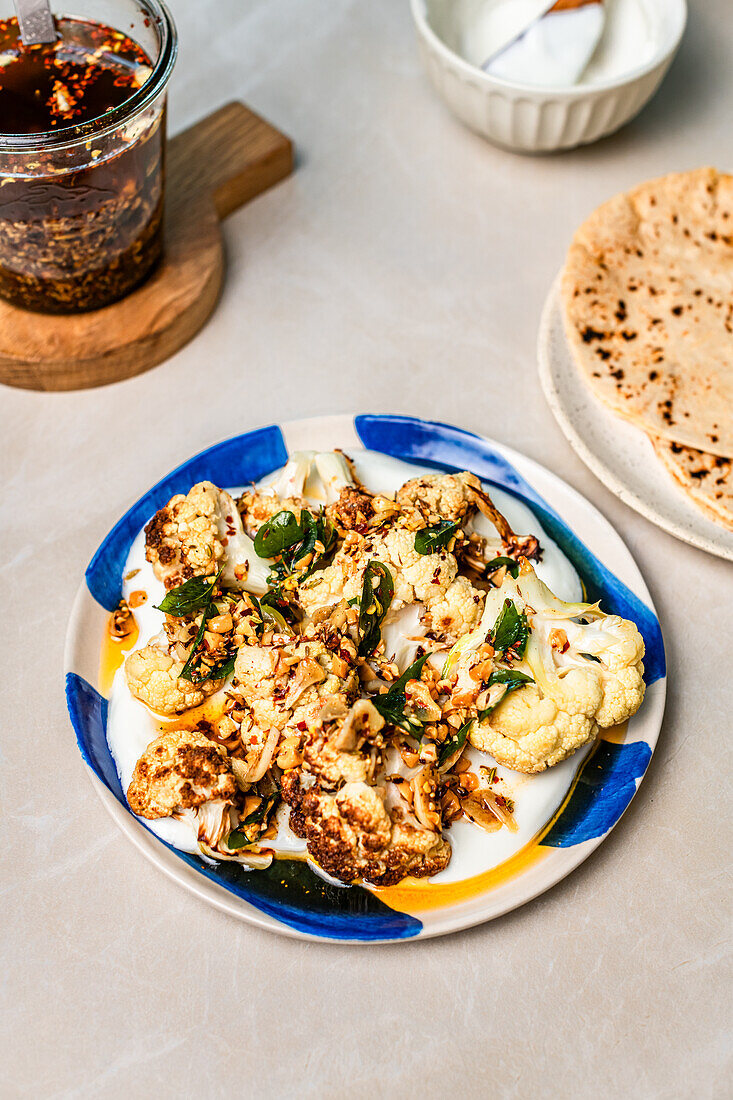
[14,0,56,45]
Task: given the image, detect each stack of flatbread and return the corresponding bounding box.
[561,167,733,532]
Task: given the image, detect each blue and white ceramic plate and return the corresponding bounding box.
[65,414,666,942]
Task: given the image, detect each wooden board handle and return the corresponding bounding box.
[0,101,294,391]
[167,101,294,220]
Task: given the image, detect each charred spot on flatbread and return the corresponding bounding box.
[561,168,733,458]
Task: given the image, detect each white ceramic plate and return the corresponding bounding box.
[538,275,733,563]
[65,414,666,942]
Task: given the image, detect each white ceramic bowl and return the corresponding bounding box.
[410,0,687,153]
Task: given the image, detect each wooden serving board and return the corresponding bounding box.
[0,102,294,391]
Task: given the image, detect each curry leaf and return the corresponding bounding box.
[178,606,216,683]
[206,653,237,681]
[162,571,229,684]
[484,556,520,579]
[437,718,473,767]
[226,792,279,848]
[386,652,431,698]
[316,516,337,562]
[296,512,337,579]
[490,599,529,657]
[155,571,220,617]
[477,668,533,721]
[256,509,336,583]
[372,652,431,732]
[293,510,318,565]
[254,511,304,559]
[261,590,301,627]
[357,561,394,657]
[414,520,460,556]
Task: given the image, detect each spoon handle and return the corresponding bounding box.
[14,0,56,45]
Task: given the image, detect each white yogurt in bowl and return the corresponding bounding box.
[457,0,679,88]
[412,0,687,150]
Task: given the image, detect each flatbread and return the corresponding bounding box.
[649,433,733,531]
[561,168,733,457]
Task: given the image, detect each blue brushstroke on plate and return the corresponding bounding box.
[354,415,665,685]
[86,425,289,612]
[66,672,421,940]
[163,843,422,941]
[541,740,652,847]
[66,672,123,801]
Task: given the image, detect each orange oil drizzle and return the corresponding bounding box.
[155,695,229,735]
[99,613,139,696]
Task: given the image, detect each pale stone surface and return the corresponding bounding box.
[1,1,731,1097]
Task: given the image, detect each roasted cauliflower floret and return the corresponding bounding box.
[145,482,222,588]
[396,472,479,524]
[376,528,457,606]
[127,729,237,819]
[145,481,269,594]
[299,527,457,615]
[561,616,645,728]
[470,667,602,773]
[125,644,222,715]
[513,569,647,731]
[290,780,393,883]
[444,561,647,772]
[426,576,484,643]
[237,491,296,537]
[386,819,452,882]
[282,773,451,886]
[596,663,645,729]
[233,638,359,734]
[303,742,370,786]
[298,560,350,614]
[398,470,541,563]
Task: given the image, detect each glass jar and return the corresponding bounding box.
[0,0,177,313]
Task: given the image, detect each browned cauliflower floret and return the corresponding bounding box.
[145,482,269,594]
[125,645,222,715]
[385,819,452,883]
[282,773,451,886]
[145,482,225,589]
[398,470,541,562]
[396,472,480,524]
[233,638,359,734]
[326,485,391,535]
[127,729,237,819]
[237,491,304,538]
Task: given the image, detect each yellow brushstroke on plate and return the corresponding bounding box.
[371,724,628,914]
